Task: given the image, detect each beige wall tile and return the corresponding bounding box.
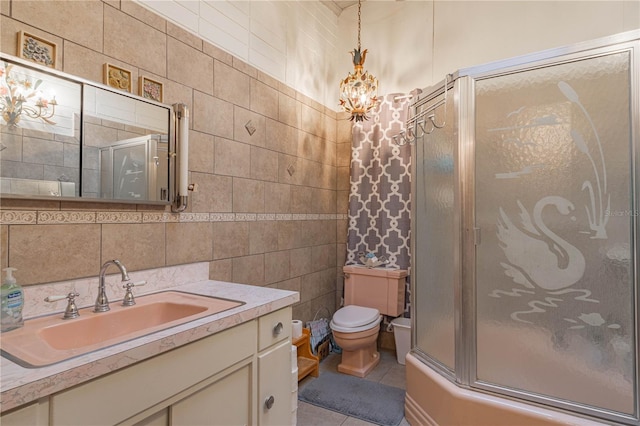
[290,247,312,278]
[214,60,250,109]
[250,79,278,120]
[249,221,278,255]
[214,138,250,178]
[9,224,101,285]
[265,250,289,284]
[337,219,348,244]
[234,106,265,147]
[213,221,249,260]
[264,182,290,213]
[232,178,264,213]
[337,165,350,192]
[311,244,336,272]
[324,113,337,143]
[1,0,10,16]
[168,37,213,94]
[301,103,324,139]
[167,21,201,50]
[162,80,193,115]
[265,119,297,156]
[209,259,232,281]
[12,0,103,52]
[337,116,353,144]
[1,225,8,269]
[120,0,166,32]
[337,190,349,214]
[203,41,232,65]
[232,254,264,286]
[189,130,214,174]
[250,146,278,182]
[336,142,351,168]
[256,70,278,90]
[290,186,312,214]
[1,18,64,71]
[336,244,347,270]
[190,172,232,213]
[278,93,300,128]
[232,57,257,78]
[277,153,303,187]
[166,222,212,265]
[105,6,166,76]
[0,199,60,210]
[310,189,335,214]
[277,221,303,250]
[193,91,233,138]
[102,223,165,271]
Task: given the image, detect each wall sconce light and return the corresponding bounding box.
[172,103,190,212]
[339,0,378,122]
[0,63,57,128]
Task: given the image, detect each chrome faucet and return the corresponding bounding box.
[95,259,130,312]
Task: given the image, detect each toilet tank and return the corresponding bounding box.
[343,265,408,317]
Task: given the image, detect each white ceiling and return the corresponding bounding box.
[320,0,359,16]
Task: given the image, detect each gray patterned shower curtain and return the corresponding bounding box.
[346,93,414,315]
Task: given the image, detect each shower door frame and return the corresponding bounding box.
[410,29,640,426]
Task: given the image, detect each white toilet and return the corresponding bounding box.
[330,265,408,378]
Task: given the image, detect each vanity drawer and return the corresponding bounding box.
[258,307,292,351]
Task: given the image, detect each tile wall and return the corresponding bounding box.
[0,0,353,324]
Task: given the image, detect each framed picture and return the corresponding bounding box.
[17,31,57,68]
[103,63,132,92]
[139,76,164,103]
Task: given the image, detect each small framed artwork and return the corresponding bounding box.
[17,31,57,68]
[139,76,164,103]
[103,63,132,92]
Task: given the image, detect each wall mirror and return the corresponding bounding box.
[0,53,174,205]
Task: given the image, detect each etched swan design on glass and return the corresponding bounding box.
[497,196,586,291]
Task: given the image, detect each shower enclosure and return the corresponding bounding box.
[405,30,639,425]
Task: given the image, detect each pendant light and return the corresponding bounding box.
[338,0,379,122]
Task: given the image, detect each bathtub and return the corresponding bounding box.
[405,353,612,426]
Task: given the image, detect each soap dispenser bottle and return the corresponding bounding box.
[1,267,24,332]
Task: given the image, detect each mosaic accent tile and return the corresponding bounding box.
[96,212,143,223]
[0,211,37,224]
[38,211,95,224]
[276,213,292,221]
[257,213,275,221]
[292,214,306,221]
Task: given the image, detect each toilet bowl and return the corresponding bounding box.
[332,265,408,378]
[330,305,382,377]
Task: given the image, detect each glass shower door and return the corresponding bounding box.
[473,50,636,415]
[413,90,456,371]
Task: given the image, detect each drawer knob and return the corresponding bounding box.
[265,395,275,410]
[273,321,283,336]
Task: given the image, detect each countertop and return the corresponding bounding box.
[0,280,299,413]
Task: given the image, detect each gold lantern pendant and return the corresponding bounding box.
[339,0,378,122]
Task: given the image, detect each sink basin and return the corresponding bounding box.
[1,291,244,368]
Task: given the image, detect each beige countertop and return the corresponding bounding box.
[0,280,299,413]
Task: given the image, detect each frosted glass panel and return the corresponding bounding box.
[474,52,635,414]
[414,96,455,370]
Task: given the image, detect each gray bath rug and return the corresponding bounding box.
[298,371,405,426]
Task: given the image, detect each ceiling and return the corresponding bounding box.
[320,0,359,16]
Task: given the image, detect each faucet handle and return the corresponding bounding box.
[122,281,146,306]
[45,292,80,319]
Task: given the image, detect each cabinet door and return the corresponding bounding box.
[0,399,49,426]
[172,364,251,426]
[258,340,293,426]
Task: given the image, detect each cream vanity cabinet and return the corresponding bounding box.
[1,307,293,426]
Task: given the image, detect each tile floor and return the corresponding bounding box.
[296,349,411,426]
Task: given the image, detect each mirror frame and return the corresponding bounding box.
[0,53,175,206]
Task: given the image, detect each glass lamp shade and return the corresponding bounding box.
[339,48,378,122]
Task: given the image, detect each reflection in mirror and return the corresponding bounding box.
[0,53,173,204]
[0,58,82,197]
[82,85,170,202]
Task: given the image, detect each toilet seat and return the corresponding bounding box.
[330,305,381,333]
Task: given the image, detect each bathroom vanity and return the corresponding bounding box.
[0,281,298,425]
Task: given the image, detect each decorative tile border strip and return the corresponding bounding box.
[0,211,37,224]
[96,212,143,223]
[0,210,344,225]
[38,211,96,224]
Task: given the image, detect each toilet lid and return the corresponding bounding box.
[332,305,380,328]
